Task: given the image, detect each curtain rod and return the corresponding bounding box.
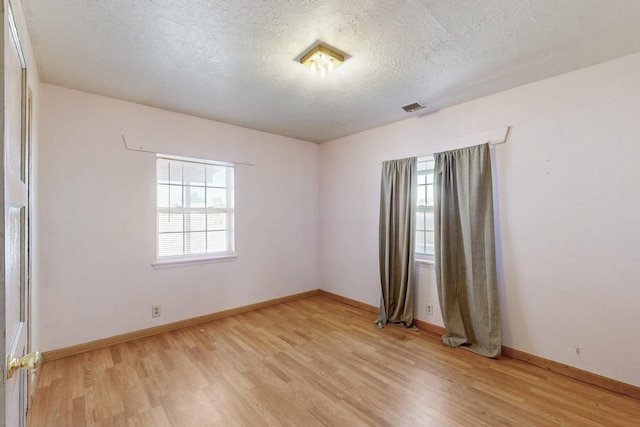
[377,126,510,165]
[121,135,255,166]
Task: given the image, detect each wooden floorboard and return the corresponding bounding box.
[28,295,640,426]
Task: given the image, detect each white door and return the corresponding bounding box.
[2,2,38,426]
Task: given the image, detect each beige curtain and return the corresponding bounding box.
[375,157,417,329]
[434,143,501,358]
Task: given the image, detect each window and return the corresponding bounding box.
[156,155,234,262]
[416,157,434,259]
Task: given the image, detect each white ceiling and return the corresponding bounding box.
[21,0,640,143]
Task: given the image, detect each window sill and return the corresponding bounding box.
[152,254,237,270]
[416,257,435,267]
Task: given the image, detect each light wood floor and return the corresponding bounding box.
[28,296,640,426]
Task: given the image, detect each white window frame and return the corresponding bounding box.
[152,154,236,269]
[416,156,435,264]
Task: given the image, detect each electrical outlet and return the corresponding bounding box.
[152,305,161,318]
[426,304,433,315]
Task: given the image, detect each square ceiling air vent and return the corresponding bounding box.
[402,102,425,112]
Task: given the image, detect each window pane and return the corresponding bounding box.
[416,233,435,256]
[157,159,170,184]
[417,185,426,207]
[168,160,183,185]
[157,184,169,208]
[185,186,205,208]
[418,173,426,185]
[159,212,183,233]
[416,185,426,206]
[425,230,434,246]
[183,162,206,186]
[169,185,183,208]
[207,213,227,231]
[184,212,206,232]
[207,165,227,187]
[426,173,434,185]
[425,230,434,255]
[425,212,434,231]
[416,231,425,253]
[157,185,184,208]
[207,231,227,252]
[185,232,207,254]
[159,233,183,257]
[207,188,227,208]
[426,184,434,207]
[416,211,426,231]
[157,159,183,184]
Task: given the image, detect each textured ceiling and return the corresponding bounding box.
[21,0,640,143]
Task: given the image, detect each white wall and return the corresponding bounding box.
[319,53,640,387]
[36,84,319,351]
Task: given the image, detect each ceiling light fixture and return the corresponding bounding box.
[300,43,345,76]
